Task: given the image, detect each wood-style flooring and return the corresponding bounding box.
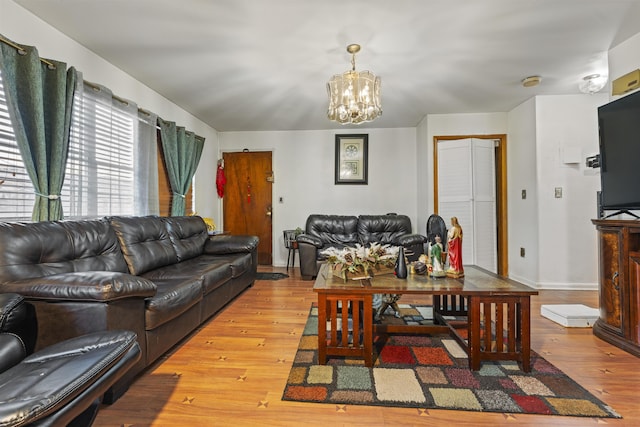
[93,267,640,426]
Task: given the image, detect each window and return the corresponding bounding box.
[0,71,35,221]
[62,82,137,218]
[0,73,174,221]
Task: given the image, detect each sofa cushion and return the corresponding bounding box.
[142,257,232,295]
[109,216,178,276]
[358,214,413,245]
[0,219,128,282]
[305,215,359,246]
[209,253,253,278]
[163,216,208,262]
[144,277,203,330]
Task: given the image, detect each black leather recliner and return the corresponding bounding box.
[0,293,140,427]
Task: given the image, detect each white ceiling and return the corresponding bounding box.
[13,0,640,132]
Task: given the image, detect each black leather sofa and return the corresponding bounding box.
[0,293,140,427]
[0,215,258,403]
[296,214,426,280]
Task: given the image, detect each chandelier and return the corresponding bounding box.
[327,44,381,124]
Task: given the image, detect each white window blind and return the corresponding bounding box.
[0,71,35,221]
[0,72,160,221]
[62,82,137,218]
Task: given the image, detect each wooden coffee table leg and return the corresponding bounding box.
[521,296,532,372]
[317,294,327,365]
[363,294,373,367]
[468,296,481,370]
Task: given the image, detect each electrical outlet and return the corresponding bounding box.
[520,247,525,257]
[279,197,284,203]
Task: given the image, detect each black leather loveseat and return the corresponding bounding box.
[0,215,258,403]
[296,214,426,280]
[0,293,140,427]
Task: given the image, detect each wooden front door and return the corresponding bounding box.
[222,151,273,265]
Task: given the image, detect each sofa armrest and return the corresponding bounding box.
[204,235,259,255]
[0,330,140,427]
[396,233,427,247]
[1,272,156,303]
[296,233,323,248]
[0,293,26,332]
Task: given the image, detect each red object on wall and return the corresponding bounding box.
[216,162,226,198]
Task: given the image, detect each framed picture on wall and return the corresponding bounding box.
[335,134,368,185]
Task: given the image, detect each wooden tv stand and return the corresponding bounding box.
[592,219,640,357]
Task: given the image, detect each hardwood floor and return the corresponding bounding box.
[93,267,640,426]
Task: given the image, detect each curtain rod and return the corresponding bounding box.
[84,79,154,117]
[0,35,56,69]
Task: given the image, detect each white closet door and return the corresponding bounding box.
[437,138,497,273]
[437,139,474,266]
[472,139,497,273]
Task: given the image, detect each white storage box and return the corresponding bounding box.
[540,304,599,327]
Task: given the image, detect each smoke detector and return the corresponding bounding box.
[521,76,541,87]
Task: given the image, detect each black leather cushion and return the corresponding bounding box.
[110,216,179,276]
[0,219,128,282]
[305,215,359,246]
[0,330,139,427]
[144,277,203,330]
[142,257,232,295]
[163,216,208,262]
[209,253,253,278]
[2,272,157,302]
[358,214,413,245]
[0,334,26,374]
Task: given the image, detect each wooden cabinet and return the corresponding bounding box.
[592,219,640,357]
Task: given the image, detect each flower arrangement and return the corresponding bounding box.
[202,217,216,233]
[190,212,216,233]
[322,243,399,281]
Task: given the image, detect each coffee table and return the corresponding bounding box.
[313,264,538,371]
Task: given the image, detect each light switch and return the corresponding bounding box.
[555,187,563,198]
[521,189,526,199]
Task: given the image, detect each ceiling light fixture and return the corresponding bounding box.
[327,44,381,124]
[579,74,608,94]
[521,76,541,87]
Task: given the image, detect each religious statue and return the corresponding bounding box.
[373,293,402,321]
[446,217,464,278]
[429,235,446,278]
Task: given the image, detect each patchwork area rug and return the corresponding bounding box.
[282,305,621,418]
[255,272,289,281]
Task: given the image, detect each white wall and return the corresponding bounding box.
[534,94,606,289]
[507,99,538,287]
[1,0,221,220]
[507,94,605,290]
[219,128,418,266]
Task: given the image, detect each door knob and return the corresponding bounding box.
[266,206,272,217]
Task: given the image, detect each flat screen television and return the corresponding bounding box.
[598,89,640,215]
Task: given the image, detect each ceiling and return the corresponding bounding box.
[13,0,640,132]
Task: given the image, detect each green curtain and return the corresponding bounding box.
[158,118,205,216]
[0,36,77,221]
